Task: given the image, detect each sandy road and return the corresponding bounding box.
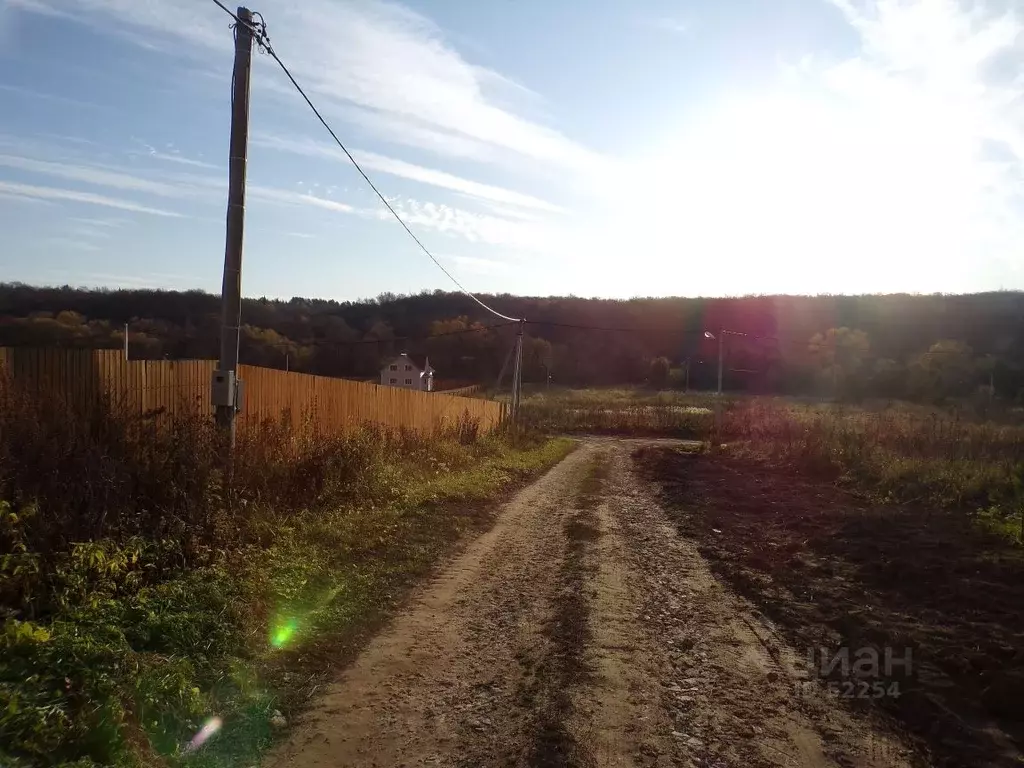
[265,439,920,768]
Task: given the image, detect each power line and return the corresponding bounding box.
[205,0,521,324]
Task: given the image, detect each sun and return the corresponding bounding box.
[591,86,987,296]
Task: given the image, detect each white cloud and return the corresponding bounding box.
[70,216,125,227]
[0,190,52,205]
[252,133,565,213]
[46,237,102,252]
[0,153,198,197]
[389,197,573,253]
[0,180,182,216]
[10,0,605,175]
[2,0,74,18]
[131,140,219,170]
[248,185,356,214]
[342,106,500,163]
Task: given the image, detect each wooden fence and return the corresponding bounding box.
[0,348,506,435]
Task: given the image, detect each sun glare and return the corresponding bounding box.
[597,82,989,296]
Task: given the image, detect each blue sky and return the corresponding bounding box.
[0,0,1022,301]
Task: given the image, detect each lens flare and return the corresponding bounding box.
[183,716,222,754]
[269,586,344,650]
[271,618,299,649]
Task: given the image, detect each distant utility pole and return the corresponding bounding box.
[706,329,744,395]
[212,6,255,448]
[124,322,129,361]
[510,319,525,424]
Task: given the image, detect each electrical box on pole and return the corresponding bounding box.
[213,5,255,448]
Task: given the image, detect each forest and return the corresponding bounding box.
[0,282,1022,402]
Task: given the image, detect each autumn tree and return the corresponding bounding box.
[648,356,671,389]
[809,327,870,398]
[909,340,976,401]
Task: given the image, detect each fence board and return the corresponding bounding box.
[0,348,504,436]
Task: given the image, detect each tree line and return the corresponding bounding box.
[0,283,1022,402]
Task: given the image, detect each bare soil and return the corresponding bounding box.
[264,439,922,768]
[634,446,1024,768]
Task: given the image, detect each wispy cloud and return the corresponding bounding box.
[0,180,182,216]
[388,197,570,253]
[342,106,500,163]
[0,153,200,197]
[0,190,53,206]
[11,0,606,175]
[46,237,102,253]
[0,83,102,110]
[72,226,114,240]
[70,216,125,228]
[248,185,356,214]
[3,0,75,19]
[131,139,219,170]
[253,133,565,213]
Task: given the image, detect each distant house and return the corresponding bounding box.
[380,352,435,392]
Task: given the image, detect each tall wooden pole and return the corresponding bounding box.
[214,6,254,447]
[511,319,525,423]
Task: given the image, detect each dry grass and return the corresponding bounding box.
[717,398,1024,529]
[518,387,716,436]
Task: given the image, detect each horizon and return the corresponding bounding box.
[5,279,1023,308]
[2,0,1023,299]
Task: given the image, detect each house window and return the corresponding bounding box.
[389,378,397,384]
[405,378,413,385]
[405,365,412,371]
[389,364,397,371]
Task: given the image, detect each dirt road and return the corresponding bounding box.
[265,439,920,768]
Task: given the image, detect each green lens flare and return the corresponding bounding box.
[268,586,343,650]
[270,618,299,649]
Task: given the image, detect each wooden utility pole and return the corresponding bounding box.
[511,319,525,423]
[212,6,255,448]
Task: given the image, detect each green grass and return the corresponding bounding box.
[0,377,574,768]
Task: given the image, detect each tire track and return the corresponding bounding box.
[524,451,607,768]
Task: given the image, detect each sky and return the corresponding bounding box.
[0,0,1022,302]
